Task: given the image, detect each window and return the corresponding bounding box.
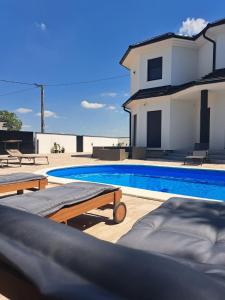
[147,57,162,81]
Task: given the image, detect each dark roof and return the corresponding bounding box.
[123,69,225,107]
[120,18,225,65]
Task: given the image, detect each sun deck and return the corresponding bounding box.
[2,154,225,299]
[2,153,225,243]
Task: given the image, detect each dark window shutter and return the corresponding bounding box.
[147,57,163,81]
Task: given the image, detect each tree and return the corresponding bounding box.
[0,110,22,131]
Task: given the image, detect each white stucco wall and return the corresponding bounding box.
[118,137,129,146]
[130,55,140,95]
[35,134,128,154]
[216,32,225,69]
[130,41,172,94]
[82,136,122,153]
[208,91,225,150]
[170,99,196,150]
[35,133,76,154]
[197,41,213,78]
[171,46,198,85]
[130,97,171,149]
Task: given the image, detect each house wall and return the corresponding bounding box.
[127,24,225,97]
[216,32,225,69]
[35,133,77,154]
[171,46,198,85]
[170,99,196,150]
[208,91,225,150]
[130,97,171,149]
[130,41,200,95]
[197,41,213,78]
[130,41,173,94]
[130,56,140,95]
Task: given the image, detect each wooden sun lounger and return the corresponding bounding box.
[6,149,49,166]
[47,188,125,224]
[0,173,48,195]
[0,182,126,224]
[0,155,17,167]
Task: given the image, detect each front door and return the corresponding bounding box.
[147,110,162,148]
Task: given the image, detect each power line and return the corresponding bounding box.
[0,87,38,97]
[45,74,129,87]
[0,74,129,88]
[0,79,35,86]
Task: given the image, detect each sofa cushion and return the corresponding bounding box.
[118,197,225,285]
[0,204,225,300]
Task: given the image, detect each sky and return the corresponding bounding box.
[0,0,225,136]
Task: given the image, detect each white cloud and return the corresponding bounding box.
[178,18,208,36]
[36,110,57,118]
[35,22,47,31]
[101,92,117,98]
[107,105,116,110]
[15,107,33,114]
[81,100,105,109]
[123,92,129,97]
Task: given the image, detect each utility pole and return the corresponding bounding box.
[35,84,45,133]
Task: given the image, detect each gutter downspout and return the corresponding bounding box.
[203,31,216,72]
[123,106,132,147]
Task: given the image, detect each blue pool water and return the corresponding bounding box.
[47,165,225,201]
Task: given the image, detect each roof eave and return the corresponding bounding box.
[120,18,225,67]
[122,78,225,107]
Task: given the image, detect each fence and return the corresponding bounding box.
[0,130,34,154]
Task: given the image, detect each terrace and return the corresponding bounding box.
[1,153,225,242]
[2,154,225,299]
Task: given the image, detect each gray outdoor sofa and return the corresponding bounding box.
[93,147,129,161]
[0,196,225,299]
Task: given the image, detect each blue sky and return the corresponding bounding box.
[0,0,225,136]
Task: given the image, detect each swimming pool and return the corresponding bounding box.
[47,164,225,201]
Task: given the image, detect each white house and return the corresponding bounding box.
[121,18,225,151]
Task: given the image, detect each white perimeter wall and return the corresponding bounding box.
[83,136,120,153]
[35,133,129,154]
[36,133,77,154]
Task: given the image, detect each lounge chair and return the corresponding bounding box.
[0,173,48,195]
[184,150,208,165]
[0,181,126,224]
[6,149,49,166]
[0,155,17,167]
[0,202,224,300]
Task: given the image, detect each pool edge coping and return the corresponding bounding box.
[36,162,224,203]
